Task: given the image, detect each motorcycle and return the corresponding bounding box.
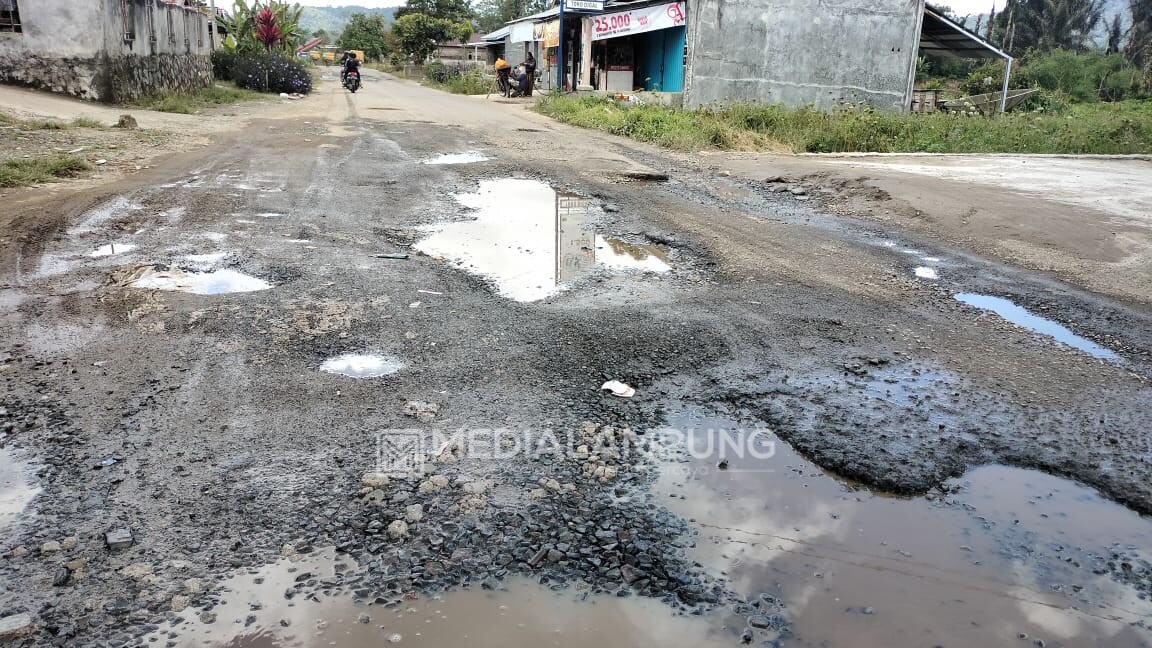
[343,69,361,93]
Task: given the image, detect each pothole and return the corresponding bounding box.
[319,354,404,378]
[423,151,492,165]
[955,293,1117,360]
[414,179,675,302]
[0,447,39,530]
[88,243,137,258]
[658,408,1152,647]
[150,551,721,647]
[129,267,272,295]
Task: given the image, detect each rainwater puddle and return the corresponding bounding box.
[155,552,723,648]
[423,151,492,165]
[415,179,672,302]
[319,354,404,378]
[595,235,671,272]
[913,266,938,279]
[955,293,1117,360]
[657,410,1152,647]
[88,243,137,257]
[131,268,272,295]
[0,447,39,529]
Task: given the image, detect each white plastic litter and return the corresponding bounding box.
[601,380,636,398]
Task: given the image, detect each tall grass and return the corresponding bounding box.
[536,95,1152,154]
[0,156,91,187]
[129,83,263,114]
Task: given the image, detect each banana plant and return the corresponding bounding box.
[219,0,302,53]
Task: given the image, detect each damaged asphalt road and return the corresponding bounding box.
[1,71,1151,647]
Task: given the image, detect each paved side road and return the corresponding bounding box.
[0,75,1150,647]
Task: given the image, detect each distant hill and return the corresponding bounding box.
[299,5,397,37]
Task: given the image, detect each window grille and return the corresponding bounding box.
[0,0,20,33]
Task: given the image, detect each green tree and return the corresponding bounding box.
[337,13,392,61]
[312,28,331,44]
[395,0,474,23]
[991,0,1105,55]
[474,0,550,33]
[1130,0,1152,82]
[392,12,472,62]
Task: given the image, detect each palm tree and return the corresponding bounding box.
[992,0,1105,55]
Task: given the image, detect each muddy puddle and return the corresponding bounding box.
[955,293,1117,360]
[320,354,404,378]
[154,551,724,648]
[656,409,1152,647]
[0,447,39,529]
[89,243,138,258]
[415,179,672,302]
[423,151,491,165]
[131,267,272,295]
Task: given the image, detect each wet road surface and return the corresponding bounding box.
[2,70,1151,647]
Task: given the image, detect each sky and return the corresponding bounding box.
[302,1,406,6]
[936,0,1001,14]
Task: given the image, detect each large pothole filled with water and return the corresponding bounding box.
[656,408,1152,647]
[414,179,674,302]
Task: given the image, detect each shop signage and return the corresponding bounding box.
[534,19,560,48]
[591,1,685,41]
[566,0,604,10]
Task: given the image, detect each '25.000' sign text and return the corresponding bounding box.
[591,2,686,41]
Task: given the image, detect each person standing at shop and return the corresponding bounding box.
[521,51,537,96]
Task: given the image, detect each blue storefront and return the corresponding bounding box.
[590,1,686,93]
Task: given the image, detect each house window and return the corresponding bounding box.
[0,0,21,33]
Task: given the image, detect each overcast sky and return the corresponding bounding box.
[299,0,1001,11]
[302,1,406,7]
[934,0,1000,14]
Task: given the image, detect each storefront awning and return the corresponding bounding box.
[919,8,1009,60]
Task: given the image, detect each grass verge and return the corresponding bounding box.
[425,70,493,96]
[0,114,107,129]
[128,82,263,114]
[536,95,1152,154]
[0,156,92,188]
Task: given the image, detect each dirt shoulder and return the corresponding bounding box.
[709,152,1152,307]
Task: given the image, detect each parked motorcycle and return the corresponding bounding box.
[343,70,361,93]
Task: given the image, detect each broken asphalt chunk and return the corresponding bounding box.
[105,528,134,551]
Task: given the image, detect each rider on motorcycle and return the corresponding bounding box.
[340,51,359,84]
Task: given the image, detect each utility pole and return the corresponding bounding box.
[208,0,216,49]
[557,0,565,91]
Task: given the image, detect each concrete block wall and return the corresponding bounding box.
[684,0,924,112]
[0,0,213,101]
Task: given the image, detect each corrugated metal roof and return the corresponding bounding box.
[920,8,1010,61]
[483,26,511,41]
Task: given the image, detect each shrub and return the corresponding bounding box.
[213,50,312,95]
[210,49,238,81]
